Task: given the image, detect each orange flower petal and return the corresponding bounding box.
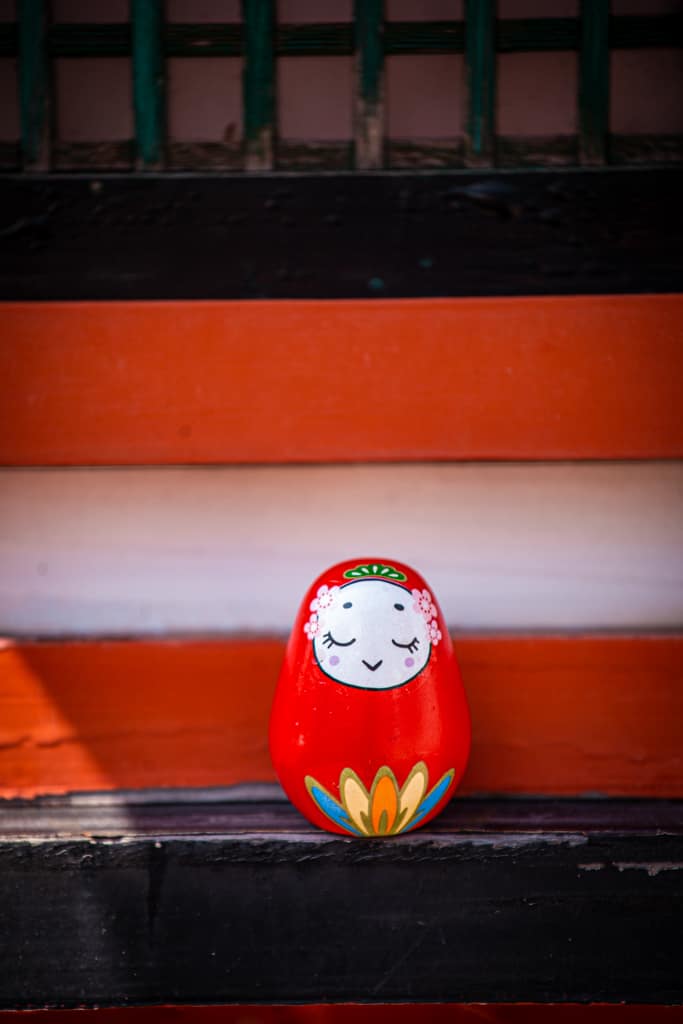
[371,772,399,834]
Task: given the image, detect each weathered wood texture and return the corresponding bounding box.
[1,636,681,800]
[2,136,678,173]
[0,794,681,1007]
[1,170,680,300]
[1,294,680,464]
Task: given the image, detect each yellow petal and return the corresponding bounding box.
[340,769,370,835]
[399,761,428,824]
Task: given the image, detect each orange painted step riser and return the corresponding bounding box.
[1,635,680,799]
[1,295,682,464]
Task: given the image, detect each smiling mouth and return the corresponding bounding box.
[362,659,383,672]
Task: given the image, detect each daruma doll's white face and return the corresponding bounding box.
[310,578,432,690]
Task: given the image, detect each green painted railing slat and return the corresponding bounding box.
[579,0,609,166]
[243,0,275,171]
[354,0,384,170]
[466,0,496,166]
[132,0,165,170]
[18,0,50,171]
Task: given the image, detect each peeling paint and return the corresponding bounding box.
[448,832,589,850]
[615,861,683,877]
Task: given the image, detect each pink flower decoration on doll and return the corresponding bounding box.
[412,587,442,646]
[305,585,339,637]
[310,584,339,613]
[427,620,442,644]
[304,614,320,638]
[412,588,437,621]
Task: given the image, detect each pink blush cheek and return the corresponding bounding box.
[329,655,340,667]
[404,657,415,668]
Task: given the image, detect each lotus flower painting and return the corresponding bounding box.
[269,559,471,836]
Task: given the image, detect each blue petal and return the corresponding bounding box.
[310,784,363,836]
[407,771,455,830]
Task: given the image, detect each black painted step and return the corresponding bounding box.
[1,791,681,1008]
[1,168,681,300]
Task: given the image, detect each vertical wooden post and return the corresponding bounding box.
[465,0,496,167]
[132,0,165,171]
[354,0,384,170]
[579,0,609,165]
[243,0,275,172]
[18,0,50,171]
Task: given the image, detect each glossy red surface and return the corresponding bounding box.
[269,558,471,836]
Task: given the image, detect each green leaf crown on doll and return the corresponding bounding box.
[342,562,407,581]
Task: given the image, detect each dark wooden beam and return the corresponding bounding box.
[0,793,681,1008]
[0,169,681,301]
[2,15,680,58]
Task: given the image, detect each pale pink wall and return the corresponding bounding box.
[53,0,127,22]
[0,0,681,146]
[168,58,243,142]
[611,49,683,133]
[387,55,465,138]
[279,0,352,21]
[387,0,464,18]
[55,59,133,142]
[278,57,353,141]
[167,0,241,21]
[498,53,577,136]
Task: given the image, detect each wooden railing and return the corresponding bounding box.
[1,0,681,172]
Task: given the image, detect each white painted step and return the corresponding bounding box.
[1,462,681,635]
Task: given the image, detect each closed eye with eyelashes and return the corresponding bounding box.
[391,637,420,653]
[322,631,357,648]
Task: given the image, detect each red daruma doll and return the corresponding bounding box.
[269,558,471,836]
